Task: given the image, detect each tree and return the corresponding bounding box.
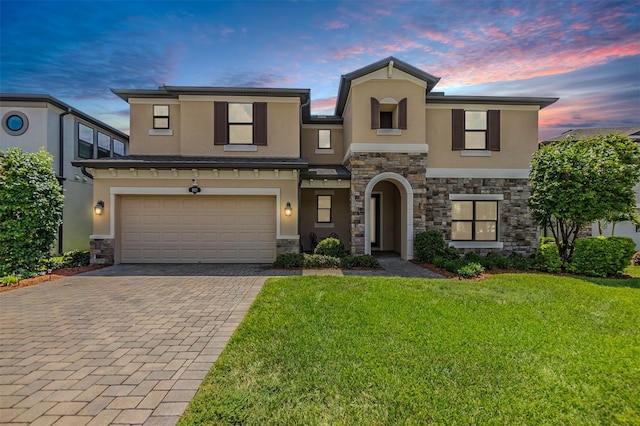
[529,133,640,266]
[0,147,64,275]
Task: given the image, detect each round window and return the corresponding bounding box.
[2,111,29,136]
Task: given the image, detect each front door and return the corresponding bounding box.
[371,193,381,249]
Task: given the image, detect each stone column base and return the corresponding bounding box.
[277,238,300,255]
[90,238,115,265]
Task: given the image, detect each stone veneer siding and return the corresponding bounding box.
[426,177,537,255]
[277,237,301,255]
[90,238,115,265]
[348,152,429,256]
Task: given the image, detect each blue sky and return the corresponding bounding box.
[1,0,638,140]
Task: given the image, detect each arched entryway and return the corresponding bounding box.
[364,172,414,259]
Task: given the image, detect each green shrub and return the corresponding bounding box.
[480,252,513,270]
[509,253,532,271]
[433,256,446,268]
[62,250,90,267]
[444,246,460,260]
[457,262,485,279]
[568,237,636,277]
[303,254,341,268]
[1,275,19,286]
[314,238,345,258]
[414,231,446,262]
[539,236,555,245]
[352,254,379,269]
[272,253,304,268]
[45,256,66,270]
[535,242,562,273]
[0,148,64,276]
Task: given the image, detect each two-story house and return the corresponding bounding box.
[74,57,557,264]
[1,94,129,253]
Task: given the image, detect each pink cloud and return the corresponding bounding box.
[220,26,234,36]
[331,45,367,60]
[324,20,348,30]
[311,97,337,112]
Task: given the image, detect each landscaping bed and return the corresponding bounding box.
[0,264,109,292]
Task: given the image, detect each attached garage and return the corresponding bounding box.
[120,195,276,263]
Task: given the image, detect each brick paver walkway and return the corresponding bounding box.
[0,265,268,425]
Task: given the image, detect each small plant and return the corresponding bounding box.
[273,253,304,268]
[62,250,90,267]
[314,238,345,258]
[1,275,19,286]
[508,253,532,271]
[353,254,380,269]
[457,262,485,279]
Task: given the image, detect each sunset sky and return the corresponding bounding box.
[1,0,638,141]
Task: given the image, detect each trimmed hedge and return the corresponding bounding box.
[272,253,380,269]
[415,231,446,263]
[314,238,345,258]
[535,241,562,273]
[568,236,635,277]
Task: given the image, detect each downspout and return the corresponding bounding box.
[298,96,311,252]
[57,108,72,254]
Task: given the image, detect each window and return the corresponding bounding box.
[153,105,170,129]
[228,103,253,144]
[371,97,407,131]
[214,101,267,146]
[113,140,125,157]
[451,200,498,241]
[97,132,111,158]
[318,130,331,149]
[452,109,500,151]
[78,123,94,159]
[464,111,487,149]
[2,111,29,136]
[317,195,332,223]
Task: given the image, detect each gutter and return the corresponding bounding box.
[57,108,72,254]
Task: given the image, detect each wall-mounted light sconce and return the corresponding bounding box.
[189,179,202,195]
[94,200,105,215]
[284,201,292,216]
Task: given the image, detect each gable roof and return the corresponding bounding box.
[335,56,441,116]
[544,127,640,143]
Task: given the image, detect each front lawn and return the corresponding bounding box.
[180,274,640,425]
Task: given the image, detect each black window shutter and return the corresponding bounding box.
[398,98,407,130]
[214,101,228,145]
[253,102,267,146]
[487,110,501,151]
[452,109,464,150]
[371,98,380,129]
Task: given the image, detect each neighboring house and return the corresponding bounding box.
[544,127,640,249]
[0,94,129,253]
[73,57,557,264]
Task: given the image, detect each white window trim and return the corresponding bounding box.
[224,145,258,152]
[449,194,504,201]
[148,129,173,136]
[315,149,335,155]
[376,128,402,136]
[460,150,492,157]
[314,223,335,228]
[449,241,504,249]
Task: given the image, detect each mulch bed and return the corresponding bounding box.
[0,264,110,293]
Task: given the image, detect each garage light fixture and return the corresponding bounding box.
[94,200,105,215]
[285,201,292,216]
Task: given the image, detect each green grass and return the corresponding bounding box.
[179,274,640,425]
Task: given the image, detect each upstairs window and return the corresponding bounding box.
[451,200,498,241]
[228,103,253,144]
[97,132,111,158]
[318,130,331,149]
[214,101,267,146]
[317,195,332,223]
[78,123,94,159]
[371,97,407,131]
[153,105,170,129]
[452,109,500,151]
[113,140,126,157]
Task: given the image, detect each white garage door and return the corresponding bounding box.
[120,195,276,263]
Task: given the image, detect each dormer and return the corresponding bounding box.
[335,57,440,147]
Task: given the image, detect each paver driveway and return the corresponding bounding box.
[0,264,278,425]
